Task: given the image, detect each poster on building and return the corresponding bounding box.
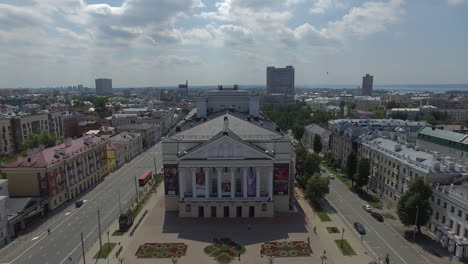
[247,170,256,196]
[273,164,289,195]
[196,172,205,196]
[164,165,179,195]
[221,173,231,195]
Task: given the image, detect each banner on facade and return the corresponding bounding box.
[273,164,289,195]
[196,172,205,196]
[221,173,231,195]
[164,165,179,195]
[247,170,256,196]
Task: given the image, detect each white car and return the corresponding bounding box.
[362,204,372,212]
[328,174,335,179]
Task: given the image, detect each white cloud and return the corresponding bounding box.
[447,0,466,5]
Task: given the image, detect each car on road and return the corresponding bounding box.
[75,200,83,208]
[362,204,372,212]
[371,212,384,222]
[328,174,335,179]
[354,222,366,235]
[321,168,326,173]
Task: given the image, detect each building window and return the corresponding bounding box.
[443,202,447,208]
[185,204,191,213]
[437,199,440,205]
[451,206,455,213]
[435,212,439,220]
[262,204,267,212]
[458,210,462,217]
[442,216,445,224]
[449,220,453,228]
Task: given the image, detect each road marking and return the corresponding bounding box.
[31,237,40,241]
[64,212,71,216]
[330,187,409,264]
[5,144,160,264]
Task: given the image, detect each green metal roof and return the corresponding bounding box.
[418,127,468,142]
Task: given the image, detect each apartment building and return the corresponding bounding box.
[303,124,331,152]
[106,142,126,172]
[0,119,14,156]
[10,113,49,151]
[101,132,142,163]
[360,136,462,204]
[111,110,174,133]
[116,123,161,148]
[1,136,108,210]
[430,182,468,259]
[48,112,63,139]
[329,119,426,168]
[417,127,468,164]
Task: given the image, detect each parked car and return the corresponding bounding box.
[321,168,326,173]
[354,222,366,235]
[328,174,335,179]
[371,212,384,222]
[362,204,372,212]
[75,200,84,208]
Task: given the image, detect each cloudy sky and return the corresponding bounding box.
[0,0,467,88]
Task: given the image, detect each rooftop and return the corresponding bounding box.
[117,123,158,131]
[171,111,283,141]
[418,126,468,143]
[4,136,105,168]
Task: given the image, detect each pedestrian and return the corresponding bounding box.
[307,236,310,245]
[47,227,51,235]
[247,224,251,231]
[261,248,263,258]
[314,226,317,234]
[238,252,241,261]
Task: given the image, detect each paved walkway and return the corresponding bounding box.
[81,184,374,264]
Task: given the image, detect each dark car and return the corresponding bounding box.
[75,200,83,208]
[371,212,384,222]
[354,222,366,235]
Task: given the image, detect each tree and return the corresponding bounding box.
[93,96,110,118]
[345,152,358,187]
[295,143,308,176]
[293,124,305,141]
[305,173,330,202]
[142,135,148,149]
[24,131,57,149]
[356,158,370,191]
[386,101,397,109]
[397,177,433,233]
[313,134,323,153]
[297,153,321,187]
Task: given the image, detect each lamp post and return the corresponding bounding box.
[107,230,110,264]
[413,206,419,241]
[341,228,345,248]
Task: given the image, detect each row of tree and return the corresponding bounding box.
[24,131,57,149]
[344,152,370,191]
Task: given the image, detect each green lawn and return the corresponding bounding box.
[334,240,356,256]
[94,243,117,259]
[326,227,340,233]
[382,213,396,220]
[112,230,126,236]
[316,209,331,222]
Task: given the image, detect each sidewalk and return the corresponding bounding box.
[295,187,375,264]
[81,183,164,264]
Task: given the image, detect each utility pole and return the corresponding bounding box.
[153,154,158,175]
[413,206,419,241]
[81,232,86,264]
[98,209,102,252]
[107,230,110,264]
[118,189,122,214]
[341,228,345,248]
[134,176,139,203]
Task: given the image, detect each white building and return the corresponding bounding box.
[360,136,463,204]
[163,88,294,218]
[0,180,8,247]
[431,182,468,259]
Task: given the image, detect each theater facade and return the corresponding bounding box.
[162,87,294,218]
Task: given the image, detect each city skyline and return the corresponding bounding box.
[0,0,467,88]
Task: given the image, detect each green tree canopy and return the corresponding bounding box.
[305,173,330,202]
[313,134,323,153]
[397,176,433,233]
[25,131,57,149]
[356,158,370,190]
[345,152,358,187]
[293,124,305,141]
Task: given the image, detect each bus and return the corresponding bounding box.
[138,170,152,186]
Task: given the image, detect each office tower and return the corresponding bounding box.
[95,78,113,95]
[362,74,373,96]
[178,80,188,98]
[266,66,295,96]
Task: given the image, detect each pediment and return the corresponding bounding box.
[180,135,272,160]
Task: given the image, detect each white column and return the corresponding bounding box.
[230,168,235,198]
[191,168,196,198]
[243,168,248,198]
[217,168,222,198]
[256,167,261,198]
[204,168,209,198]
[179,168,185,200]
[268,167,274,199]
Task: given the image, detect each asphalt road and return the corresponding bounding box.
[324,169,436,264]
[0,142,163,264]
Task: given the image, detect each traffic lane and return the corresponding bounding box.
[328,179,431,264]
[3,144,161,264]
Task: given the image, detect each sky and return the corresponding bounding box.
[0,0,467,88]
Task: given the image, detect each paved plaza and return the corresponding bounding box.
[98,183,374,264]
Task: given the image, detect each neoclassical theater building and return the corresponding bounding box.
[162,86,294,218]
